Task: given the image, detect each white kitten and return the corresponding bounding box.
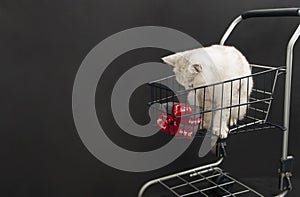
[162,45,253,138]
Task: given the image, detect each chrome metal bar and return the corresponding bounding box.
[223,189,250,197]
[177,175,208,196]
[282,24,300,159]
[274,190,289,197]
[148,75,175,84]
[158,180,180,197]
[249,97,271,104]
[180,97,272,118]
[181,190,203,197]
[200,181,235,192]
[214,167,264,196]
[229,120,263,132]
[149,65,282,100]
[189,168,216,177]
[251,64,284,70]
[245,116,263,122]
[195,170,233,196]
[137,158,224,197]
[220,16,243,45]
[265,69,280,122]
[248,107,268,114]
[170,173,221,190]
[252,88,272,95]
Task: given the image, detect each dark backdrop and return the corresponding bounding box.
[1,0,300,196]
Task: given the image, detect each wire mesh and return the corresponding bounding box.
[148,64,285,138]
[147,166,263,197]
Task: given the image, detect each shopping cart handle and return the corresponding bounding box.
[242,8,300,19]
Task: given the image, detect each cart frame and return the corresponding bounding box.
[138,8,300,197]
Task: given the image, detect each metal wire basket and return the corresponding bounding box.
[148,64,284,139]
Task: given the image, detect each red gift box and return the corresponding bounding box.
[156,113,179,134]
[175,127,194,140]
[172,103,193,116]
[156,103,202,139]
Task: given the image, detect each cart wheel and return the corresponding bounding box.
[213,172,233,196]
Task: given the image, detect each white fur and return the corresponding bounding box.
[162,45,253,138]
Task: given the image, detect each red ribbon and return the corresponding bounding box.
[156,103,202,139]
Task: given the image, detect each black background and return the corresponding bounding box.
[1,0,300,196]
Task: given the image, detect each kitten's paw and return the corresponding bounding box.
[229,118,237,126]
[211,127,229,138]
[220,127,229,139]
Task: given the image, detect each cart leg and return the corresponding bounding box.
[277,24,300,195]
[138,179,159,197]
[278,156,294,192]
[274,190,288,197]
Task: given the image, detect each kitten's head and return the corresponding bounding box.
[162,53,202,89]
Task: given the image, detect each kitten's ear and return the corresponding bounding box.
[188,64,202,73]
[161,53,187,67]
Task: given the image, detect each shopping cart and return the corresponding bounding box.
[138,8,300,197]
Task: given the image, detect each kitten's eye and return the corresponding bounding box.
[188,84,193,88]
